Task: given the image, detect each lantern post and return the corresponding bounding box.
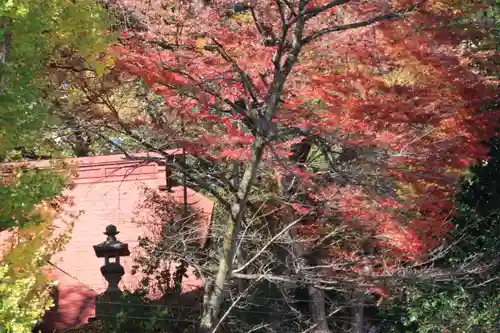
[92,224,130,320]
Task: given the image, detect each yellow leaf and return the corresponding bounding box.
[232,13,253,24]
[196,37,207,50]
[95,61,106,77]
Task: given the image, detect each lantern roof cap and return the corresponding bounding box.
[93,224,130,258]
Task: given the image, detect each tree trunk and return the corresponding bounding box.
[287,233,331,333]
[0,16,12,95]
[199,237,230,330]
[0,17,11,64]
[200,139,265,332]
[199,10,304,326]
[308,286,332,333]
[351,289,365,333]
[281,137,333,333]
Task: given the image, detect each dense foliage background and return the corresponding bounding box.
[0,1,498,333]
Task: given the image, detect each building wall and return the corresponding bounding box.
[1,154,213,331]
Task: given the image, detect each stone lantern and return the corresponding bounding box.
[93,224,130,319]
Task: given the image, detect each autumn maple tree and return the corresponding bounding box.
[55,0,498,332]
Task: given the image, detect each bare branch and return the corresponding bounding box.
[302,3,424,44]
[300,306,345,333]
[86,127,233,209]
[265,0,307,126]
[211,38,258,105]
[304,0,350,18]
[282,0,297,17]
[211,276,263,333]
[271,0,292,69]
[233,214,306,273]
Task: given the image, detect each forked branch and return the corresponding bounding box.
[302,2,425,44]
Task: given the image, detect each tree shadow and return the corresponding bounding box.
[36,285,96,332]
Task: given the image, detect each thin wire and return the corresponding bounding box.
[56,285,383,305]
[55,310,404,324]
[92,301,377,315]
[75,312,197,323]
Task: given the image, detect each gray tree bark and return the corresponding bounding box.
[308,286,332,333]
[351,289,365,333]
[0,17,11,64]
[199,138,266,331]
